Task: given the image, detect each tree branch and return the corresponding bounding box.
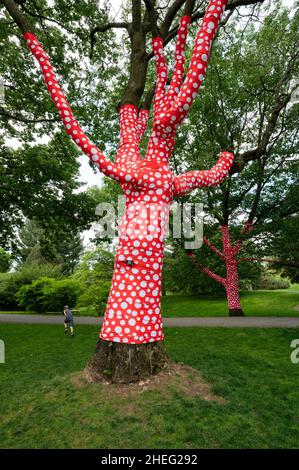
[136,108,150,142]
[19,30,138,184]
[231,220,254,256]
[247,158,265,224]
[160,0,186,38]
[173,151,235,197]
[152,37,168,114]
[1,0,32,32]
[139,86,155,111]
[187,252,226,285]
[231,48,299,173]
[222,177,231,225]
[143,0,160,36]
[157,0,230,129]
[166,14,191,107]
[161,0,265,52]
[203,237,225,260]
[90,22,129,60]
[132,0,142,31]
[21,4,75,34]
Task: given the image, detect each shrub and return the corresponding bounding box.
[0,273,20,310]
[0,248,11,273]
[0,262,62,311]
[77,281,111,315]
[16,277,83,312]
[42,278,83,311]
[16,277,53,312]
[257,273,290,290]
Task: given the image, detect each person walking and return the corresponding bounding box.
[63,305,75,337]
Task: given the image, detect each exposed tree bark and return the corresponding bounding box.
[85,338,169,383]
[119,30,148,107]
[90,22,129,59]
[88,0,266,109]
[1,0,32,32]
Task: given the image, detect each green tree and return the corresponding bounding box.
[169,3,299,314]
[0,134,97,252]
[17,219,84,274]
[0,247,11,272]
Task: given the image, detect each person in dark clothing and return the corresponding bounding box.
[63,305,75,337]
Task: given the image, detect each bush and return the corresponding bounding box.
[257,273,290,290]
[77,281,111,315]
[239,279,253,290]
[0,262,62,311]
[16,277,83,312]
[0,273,21,310]
[43,278,83,311]
[16,277,53,312]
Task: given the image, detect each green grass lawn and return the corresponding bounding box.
[1,288,299,318]
[0,324,299,448]
[161,289,299,317]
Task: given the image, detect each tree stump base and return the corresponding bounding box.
[84,339,170,384]
[229,308,245,317]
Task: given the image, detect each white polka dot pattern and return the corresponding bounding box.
[153,0,229,131]
[23,32,138,185]
[173,151,234,196]
[221,224,251,310]
[189,224,251,311]
[166,16,191,108]
[22,0,234,345]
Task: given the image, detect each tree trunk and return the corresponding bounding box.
[12,0,235,385]
[225,260,245,316]
[90,147,175,383]
[85,338,169,384]
[228,308,244,316]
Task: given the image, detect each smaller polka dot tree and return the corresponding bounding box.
[21,1,233,348]
[188,222,254,316]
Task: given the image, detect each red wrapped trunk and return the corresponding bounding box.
[21,0,233,380]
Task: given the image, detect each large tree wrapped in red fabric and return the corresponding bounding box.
[2,0,263,383]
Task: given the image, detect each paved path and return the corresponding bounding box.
[0,314,299,328]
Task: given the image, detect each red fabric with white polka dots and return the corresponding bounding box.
[154,0,229,130]
[23,0,233,344]
[23,32,138,186]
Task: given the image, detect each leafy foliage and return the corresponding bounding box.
[0,261,61,310]
[0,134,97,252]
[0,247,11,272]
[77,281,111,315]
[16,276,82,312]
[169,3,299,285]
[16,219,84,275]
